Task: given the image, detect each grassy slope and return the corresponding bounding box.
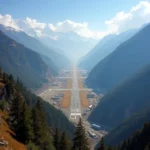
[0,111,27,150]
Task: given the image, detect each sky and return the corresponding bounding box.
[0,0,150,39]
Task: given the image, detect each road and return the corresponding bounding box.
[70,65,81,120]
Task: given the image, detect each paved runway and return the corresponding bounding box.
[70,66,82,120]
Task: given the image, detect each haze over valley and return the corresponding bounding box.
[0,1,150,150]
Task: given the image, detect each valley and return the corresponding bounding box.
[37,64,106,149]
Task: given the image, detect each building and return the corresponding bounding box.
[87,94,94,98]
[87,130,97,139]
[91,124,101,130]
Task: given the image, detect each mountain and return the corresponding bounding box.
[0,30,56,88]
[0,69,74,149]
[88,65,150,129]
[86,23,150,92]
[104,107,150,146]
[113,121,150,150]
[0,24,70,69]
[39,31,98,59]
[79,29,137,71]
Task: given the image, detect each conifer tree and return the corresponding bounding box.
[3,72,8,83]
[53,128,61,150]
[18,102,34,143]
[6,82,14,98]
[32,99,54,150]
[108,146,113,150]
[98,138,106,150]
[0,66,2,78]
[8,74,14,82]
[60,131,70,150]
[72,118,89,150]
[9,94,24,132]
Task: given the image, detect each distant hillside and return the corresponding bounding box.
[114,121,150,150]
[97,120,150,150]
[39,30,98,59]
[79,29,136,71]
[86,24,150,92]
[104,107,150,146]
[0,24,70,69]
[0,30,56,88]
[88,65,150,129]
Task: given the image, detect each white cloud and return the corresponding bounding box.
[22,17,46,37]
[24,17,46,30]
[47,1,150,39]
[105,1,150,34]
[48,20,108,39]
[0,14,20,30]
[0,1,150,39]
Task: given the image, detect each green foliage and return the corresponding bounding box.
[27,142,39,150]
[18,102,34,143]
[60,132,71,150]
[0,66,2,78]
[104,107,150,146]
[87,24,150,92]
[89,65,150,128]
[0,30,49,89]
[108,146,113,150]
[72,118,89,150]
[5,83,14,98]
[0,99,7,111]
[79,30,136,71]
[32,100,54,150]
[9,94,24,132]
[53,128,61,150]
[115,122,150,150]
[98,138,106,150]
[1,65,74,150]
[20,85,75,138]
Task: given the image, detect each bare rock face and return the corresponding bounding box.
[0,137,8,147]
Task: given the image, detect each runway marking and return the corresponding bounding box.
[70,113,81,120]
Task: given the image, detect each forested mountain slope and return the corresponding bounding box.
[0,30,56,88]
[0,24,70,69]
[115,121,150,150]
[0,69,75,149]
[97,121,150,150]
[104,107,150,146]
[88,65,150,128]
[79,29,136,71]
[87,23,150,92]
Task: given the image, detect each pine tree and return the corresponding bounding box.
[32,100,54,150]
[32,107,44,146]
[9,94,24,132]
[6,82,14,98]
[18,102,34,143]
[53,128,61,150]
[3,72,8,83]
[98,138,106,150]
[60,132,70,150]
[0,66,2,78]
[72,118,89,150]
[8,74,14,82]
[108,146,114,150]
